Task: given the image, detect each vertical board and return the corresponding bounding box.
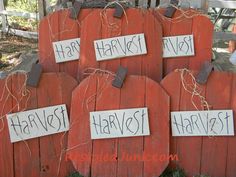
[0,78,14,177]
[161,71,236,177]
[12,74,40,177]
[79,8,163,82]
[200,72,232,177]
[39,9,92,79]
[91,74,120,177]
[67,73,170,177]
[154,9,213,76]
[37,73,77,177]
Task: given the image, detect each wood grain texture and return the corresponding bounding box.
[0,73,77,177]
[0,77,14,177]
[154,9,213,76]
[12,74,40,177]
[39,9,92,80]
[67,73,169,177]
[79,8,163,82]
[37,73,77,177]
[161,71,236,177]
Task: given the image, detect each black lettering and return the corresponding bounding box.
[141,109,145,134]
[115,112,124,135]
[96,41,105,58]
[55,44,65,59]
[168,38,178,55]
[117,38,127,55]
[217,112,224,133]
[76,40,80,51]
[127,36,139,54]
[225,112,230,134]
[92,116,98,135]
[172,115,181,134]
[47,114,56,129]
[178,41,186,52]
[183,36,190,54]
[66,46,73,57]
[137,35,142,53]
[190,114,201,133]
[186,36,193,53]
[163,39,170,52]
[71,41,79,53]
[28,114,38,129]
[103,119,110,134]
[92,115,103,134]
[60,106,66,128]
[199,113,208,134]
[54,107,63,131]
[104,44,112,56]
[180,114,185,134]
[111,40,119,54]
[185,118,193,134]
[35,111,48,131]
[108,115,117,129]
[125,117,134,133]
[133,111,140,135]
[10,115,22,136]
[210,118,217,134]
[22,121,30,134]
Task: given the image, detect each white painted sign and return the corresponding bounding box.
[90,107,150,139]
[171,110,234,136]
[94,33,147,61]
[7,104,69,143]
[52,38,80,63]
[163,34,195,58]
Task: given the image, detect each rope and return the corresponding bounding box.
[175,68,210,111]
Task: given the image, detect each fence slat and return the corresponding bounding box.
[150,0,157,8]
[0,10,38,19]
[12,75,40,177]
[138,0,148,8]
[0,78,14,177]
[0,0,7,32]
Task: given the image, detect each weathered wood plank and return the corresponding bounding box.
[91,74,120,177]
[214,31,236,41]
[37,73,77,177]
[12,74,40,177]
[0,77,14,177]
[0,0,7,32]
[208,0,236,9]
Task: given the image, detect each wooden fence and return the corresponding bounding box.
[0,0,38,39]
[0,73,77,177]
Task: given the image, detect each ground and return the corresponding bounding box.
[0,33,38,72]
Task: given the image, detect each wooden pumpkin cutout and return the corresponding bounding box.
[67,73,170,177]
[79,8,163,82]
[39,9,92,79]
[0,73,77,177]
[154,9,214,76]
[161,71,236,177]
